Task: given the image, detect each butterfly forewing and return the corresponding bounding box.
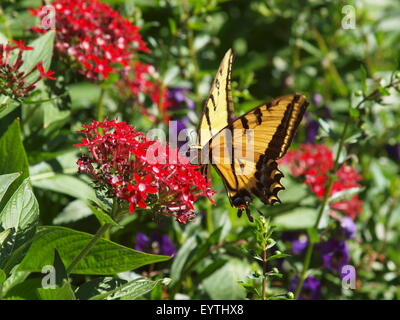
[198,49,234,147]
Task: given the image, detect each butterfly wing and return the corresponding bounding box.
[198,49,234,148]
[210,94,309,215]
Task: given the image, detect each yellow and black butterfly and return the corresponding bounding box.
[195,49,309,221]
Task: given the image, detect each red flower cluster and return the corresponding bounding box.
[0,40,55,100]
[281,144,363,220]
[30,0,149,81]
[75,120,215,224]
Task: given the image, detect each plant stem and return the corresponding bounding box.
[205,200,213,234]
[96,87,106,122]
[294,116,350,298]
[66,199,118,275]
[66,222,112,275]
[261,246,267,300]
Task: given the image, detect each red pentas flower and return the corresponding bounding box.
[75,119,215,224]
[280,144,363,220]
[0,41,55,100]
[30,0,149,81]
[281,145,333,198]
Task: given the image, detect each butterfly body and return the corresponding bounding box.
[197,49,309,220]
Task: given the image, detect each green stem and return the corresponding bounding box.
[205,200,213,234]
[261,246,267,300]
[294,117,350,298]
[66,199,118,275]
[96,87,106,122]
[66,223,112,275]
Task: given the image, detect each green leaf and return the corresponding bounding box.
[0,97,19,120]
[317,118,336,139]
[170,236,197,284]
[89,204,119,227]
[266,253,290,262]
[19,226,170,275]
[53,200,92,225]
[43,102,71,129]
[267,238,276,249]
[0,269,5,284]
[0,173,20,204]
[184,227,223,270]
[273,207,318,230]
[32,174,96,202]
[1,268,30,298]
[202,259,250,300]
[316,203,330,229]
[75,277,126,300]
[0,120,30,213]
[21,31,55,85]
[90,278,168,300]
[378,86,391,96]
[3,278,41,300]
[349,106,360,120]
[197,259,228,283]
[37,282,76,300]
[0,178,39,273]
[0,228,13,245]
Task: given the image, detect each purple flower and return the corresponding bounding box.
[166,88,194,111]
[290,275,321,300]
[292,237,308,254]
[159,234,176,256]
[176,116,191,135]
[282,232,308,255]
[135,232,150,252]
[304,112,320,144]
[319,238,349,273]
[385,144,400,161]
[311,93,323,106]
[135,232,176,256]
[306,119,319,144]
[340,217,356,239]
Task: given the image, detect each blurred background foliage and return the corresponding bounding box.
[0,0,399,300]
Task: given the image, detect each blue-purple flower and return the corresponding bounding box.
[306,118,319,144]
[319,238,349,273]
[166,87,195,111]
[135,232,176,256]
[290,275,321,300]
[282,232,308,255]
[340,217,356,239]
[167,88,195,149]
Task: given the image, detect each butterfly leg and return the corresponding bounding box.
[237,208,254,222]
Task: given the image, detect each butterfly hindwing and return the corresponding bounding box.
[210,94,309,210]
